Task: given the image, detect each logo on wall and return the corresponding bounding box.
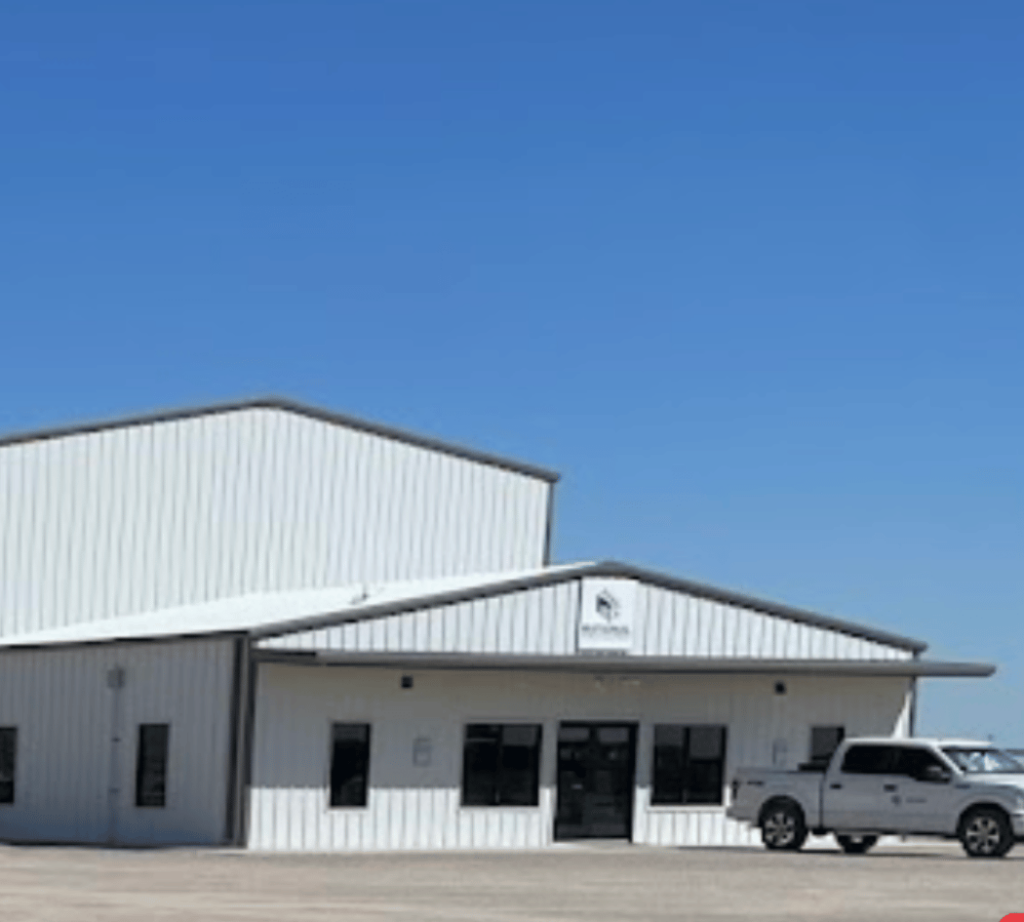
[577,579,636,653]
[595,590,620,623]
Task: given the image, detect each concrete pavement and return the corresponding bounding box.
[0,840,1020,921]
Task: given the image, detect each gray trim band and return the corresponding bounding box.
[0,630,249,654]
[253,651,995,678]
[0,397,560,484]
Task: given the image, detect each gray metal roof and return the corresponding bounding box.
[0,561,932,657]
[0,397,560,483]
[252,560,930,653]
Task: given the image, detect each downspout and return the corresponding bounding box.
[224,636,259,847]
[222,637,246,845]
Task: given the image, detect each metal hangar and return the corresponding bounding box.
[0,400,993,849]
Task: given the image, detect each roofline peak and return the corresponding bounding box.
[0,396,560,483]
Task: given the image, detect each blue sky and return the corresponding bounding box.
[1,2,1021,739]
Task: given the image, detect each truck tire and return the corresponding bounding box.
[959,806,1014,858]
[760,799,808,851]
[835,833,878,855]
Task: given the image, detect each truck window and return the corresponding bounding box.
[840,744,898,774]
[942,747,1023,774]
[893,747,948,782]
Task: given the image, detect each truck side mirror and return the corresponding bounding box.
[921,764,951,784]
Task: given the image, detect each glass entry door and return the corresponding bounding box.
[555,722,637,840]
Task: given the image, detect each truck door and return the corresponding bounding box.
[823,744,899,831]
[888,747,958,835]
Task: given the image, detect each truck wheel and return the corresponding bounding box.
[959,807,1014,858]
[835,833,878,855]
[760,800,808,851]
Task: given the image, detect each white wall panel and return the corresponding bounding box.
[264,577,914,661]
[247,663,912,852]
[0,407,552,636]
[0,638,236,845]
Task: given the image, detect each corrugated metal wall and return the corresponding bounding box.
[0,638,236,846]
[0,407,551,636]
[262,577,912,660]
[247,663,912,852]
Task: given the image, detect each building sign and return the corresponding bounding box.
[577,578,636,653]
[412,736,433,768]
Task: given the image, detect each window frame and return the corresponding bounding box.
[650,724,728,807]
[460,722,543,809]
[328,722,372,809]
[134,723,170,809]
[0,726,17,806]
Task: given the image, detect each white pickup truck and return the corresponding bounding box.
[726,737,1024,858]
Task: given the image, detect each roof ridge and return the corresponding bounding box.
[0,560,928,655]
[0,397,559,482]
[253,560,928,653]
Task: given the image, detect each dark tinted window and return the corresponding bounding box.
[894,747,948,781]
[135,724,170,807]
[462,724,542,807]
[0,727,16,805]
[810,726,845,764]
[329,724,371,807]
[652,725,727,805]
[841,744,897,775]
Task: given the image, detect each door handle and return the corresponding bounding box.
[883,784,898,792]
[829,783,843,790]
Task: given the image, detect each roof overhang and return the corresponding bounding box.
[252,650,995,678]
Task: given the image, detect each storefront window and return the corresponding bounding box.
[651,725,727,805]
[462,724,542,807]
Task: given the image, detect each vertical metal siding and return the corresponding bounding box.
[633,673,913,847]
[0,638,236,846]
[263,577,914,661]
[247,663,912,852]
[0,408,551,637]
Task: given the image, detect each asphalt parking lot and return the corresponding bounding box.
[2,840,1023,922]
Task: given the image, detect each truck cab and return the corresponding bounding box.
[727,738,1024,858]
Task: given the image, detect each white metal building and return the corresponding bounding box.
[0,400,993,850]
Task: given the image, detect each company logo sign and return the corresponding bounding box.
[595,590,620,623]
[577,579,636,653]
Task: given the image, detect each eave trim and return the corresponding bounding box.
[253,650,994,678]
